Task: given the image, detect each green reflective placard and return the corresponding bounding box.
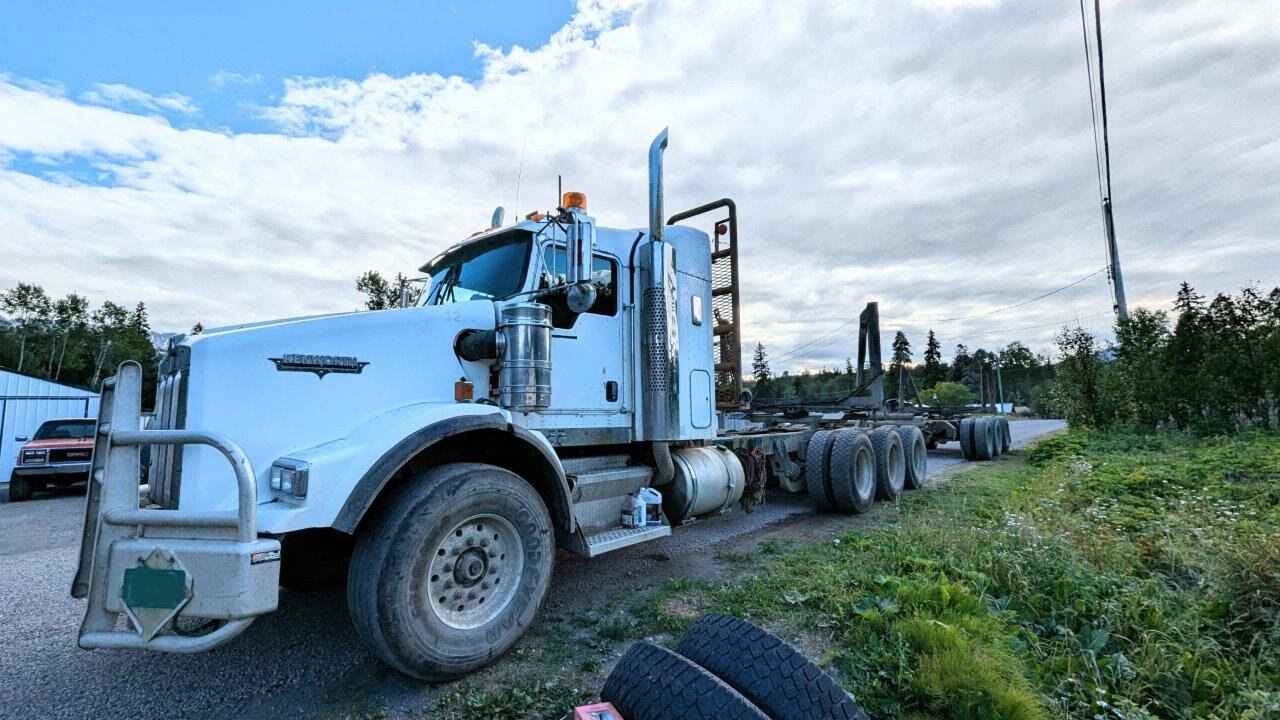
[121,565,188,610]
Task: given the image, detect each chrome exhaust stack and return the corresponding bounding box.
[639,128,680,441]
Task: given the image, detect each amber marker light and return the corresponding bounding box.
[454,378,475,402]
[562,191,588,211]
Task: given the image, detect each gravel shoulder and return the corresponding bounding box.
[0,419,1064,720]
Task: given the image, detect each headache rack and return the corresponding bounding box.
[668,199,743,411]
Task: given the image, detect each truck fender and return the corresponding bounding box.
[330,412,572,535]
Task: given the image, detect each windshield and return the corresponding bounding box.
[34,419,95,440]
[426,234,532,305]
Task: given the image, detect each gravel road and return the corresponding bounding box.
[0,419,1063,720]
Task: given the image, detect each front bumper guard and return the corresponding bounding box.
[11,461,92,477]
[71,361,280,653]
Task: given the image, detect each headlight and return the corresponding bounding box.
[270,459,309,501]
[20,449,48,464]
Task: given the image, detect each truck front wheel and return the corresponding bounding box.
[347,462,554,680]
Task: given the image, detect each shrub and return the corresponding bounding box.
[928,381,973,408]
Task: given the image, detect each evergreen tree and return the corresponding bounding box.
[190,322,205,335]
[950,343,970,384]
[922,330,944,387]
[887,331,912,400]
[751,342,771,385]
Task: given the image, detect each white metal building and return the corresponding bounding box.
[1,369,100,482]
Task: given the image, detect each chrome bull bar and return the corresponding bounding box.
[71,361,280,653]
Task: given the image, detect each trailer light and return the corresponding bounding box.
[270,459,309,500]
[561,191,587,211]
[454,378,475,402]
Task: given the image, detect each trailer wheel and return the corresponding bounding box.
[8,474,32,502]
[868,426,905,501]
[601,642,769,720]
[958,418,977,460]
[974,418,995,460]
[999,417,1011,454]
[826,430,875,513]
[897,425,928,490]
[347,462,553,680]
[675,614,871,720]
[803,430,837,512]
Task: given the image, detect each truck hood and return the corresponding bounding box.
[23,437,94,450]
[170,301,498,512]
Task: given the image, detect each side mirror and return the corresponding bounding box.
[565,282,597,314]
[15,436,28,443]
[565,204,597,314]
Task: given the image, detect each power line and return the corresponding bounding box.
[771,316,860,362]
[1078,0,1107,201]
[771,266,1107,364]
[922,267,1107,323]
[778,310,1113,369]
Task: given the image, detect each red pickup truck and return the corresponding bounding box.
[8,418,95,502]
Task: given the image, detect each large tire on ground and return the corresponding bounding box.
[347,462,553,680]
[959,417,977,460]
[804,430,838,512]
[974,418,995,460]
[8,474,32,502]
[988,418,1003,458]
[826,430,875,514]
[897,425,928,490]
[868,426,906,501]
[601,642,769,720]
[999,417,1012,454]
[675,614,871,720]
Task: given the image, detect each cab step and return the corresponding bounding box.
[583,523,671,557]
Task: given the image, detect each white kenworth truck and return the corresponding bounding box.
[71,130,1010,680]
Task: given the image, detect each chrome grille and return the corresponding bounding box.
[147,344,189,508]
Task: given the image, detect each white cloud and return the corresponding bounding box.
[209,70,262,89]
[80,83,198,116]
[1,0,1278,372]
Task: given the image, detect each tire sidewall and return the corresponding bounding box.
[353,464,553,679]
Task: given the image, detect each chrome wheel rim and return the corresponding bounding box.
[426,513,523,630]
[855,447,875,498]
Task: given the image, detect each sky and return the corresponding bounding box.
[2,0,1277,373]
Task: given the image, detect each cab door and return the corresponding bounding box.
[535,243,630,440]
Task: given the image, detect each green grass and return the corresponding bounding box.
[424,429,1279,719]
[636,429,1280,719]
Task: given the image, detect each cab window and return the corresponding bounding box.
[538,245,618,323]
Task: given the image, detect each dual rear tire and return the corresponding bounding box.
[807,425,924,512]
[806,429,876,513]
[960,417,1009,460]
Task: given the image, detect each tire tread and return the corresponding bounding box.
[675,614,870,720]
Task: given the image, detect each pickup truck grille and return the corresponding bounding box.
[49,448,92,463]
[148,344,190,508]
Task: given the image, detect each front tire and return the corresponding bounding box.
[8,474,32,502]
[347,462,553,680]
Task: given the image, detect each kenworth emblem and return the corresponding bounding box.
[269,353,369,378]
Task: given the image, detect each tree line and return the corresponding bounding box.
[0,283,161,400]
[1047,282,1280,432]
[750,330,1052,408]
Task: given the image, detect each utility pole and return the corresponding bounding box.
[1093,0,1129,320]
